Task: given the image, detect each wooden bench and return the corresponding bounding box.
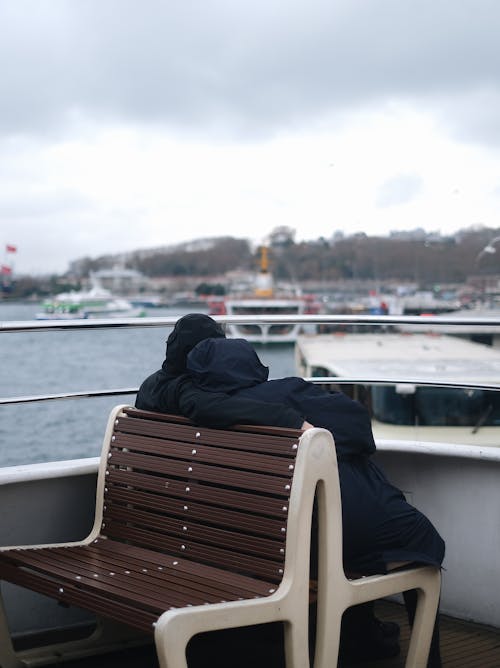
[0,405,441,668]
[0,405,334,668]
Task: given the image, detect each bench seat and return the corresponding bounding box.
[0,406,329,668]
[0,539,279,634]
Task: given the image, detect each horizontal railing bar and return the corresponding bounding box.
[3,313,500,332]
[0,388,137,405]
[3,314,500,404]
[2,378,500,406]
[0,316,173,332]
[307,377,500,390]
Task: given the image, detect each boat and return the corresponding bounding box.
[208,246,321,343]
[295,331,500,447]
[36,285,146,320]
[381,290,462,316]
[0,313,499,666]
[128,294,165,308]
[395,306,500,348]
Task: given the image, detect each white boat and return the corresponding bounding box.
[1,315,499,666]
[36,285,146,320]
[295,331,500,447]
[396,307,500,348]
[209,246,320,343]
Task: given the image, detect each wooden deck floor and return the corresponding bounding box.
[19,601,500,667]
[361,601,500,668]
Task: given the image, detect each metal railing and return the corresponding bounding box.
[3,313,500,405]
[3,312,500,332]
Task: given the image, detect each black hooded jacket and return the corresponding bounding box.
[135,314,305,429]
[187,337,376,460]
[186,337,445,574]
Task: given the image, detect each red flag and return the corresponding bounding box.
[1,265,12,274]
[6,244,17,253]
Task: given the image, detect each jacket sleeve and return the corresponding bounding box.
[135,371,171,412]
[172,376,305,429]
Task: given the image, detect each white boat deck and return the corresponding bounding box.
[2,314,500,666]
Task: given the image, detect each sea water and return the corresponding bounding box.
[0,302,296,467]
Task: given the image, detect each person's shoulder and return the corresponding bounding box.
[135,368,167,406]
[138,368,165,388]
[269,376,312,391]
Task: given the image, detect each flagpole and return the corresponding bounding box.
[2,244,17,292]
[1,246,6,293]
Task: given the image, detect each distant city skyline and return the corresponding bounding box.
[4,220,499,279]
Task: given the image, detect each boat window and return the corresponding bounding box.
[372,386,415,425]
[372,386,500,427]
[311,366,332,378]
[231,306,300,314]
[234,324,262,335]
[269,324,294,335]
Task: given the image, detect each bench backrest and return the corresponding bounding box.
[99,407,302,584]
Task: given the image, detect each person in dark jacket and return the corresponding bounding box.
[135,313,309,430]
[186,336,445,575]
[185,335,445,667]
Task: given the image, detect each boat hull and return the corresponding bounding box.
[223,297,312,343]
[225,322,304,343]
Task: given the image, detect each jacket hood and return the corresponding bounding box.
[163,313,226,375]
[187,337,269,392]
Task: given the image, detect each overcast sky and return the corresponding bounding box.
[2,0,500,274]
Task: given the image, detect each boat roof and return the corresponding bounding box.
[225,298,304,308]
[397,309,500,333]
[296,333,500,383]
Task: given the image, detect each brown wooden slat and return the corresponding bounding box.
[102,504,285,555]
[1,550,189,611]
[115,418,299,455]
[92,540,274,592]
[4,550,244,610]
[0,539,278,628]
[107,450,292,494]
[121,408,191,425]
[101,524,284,582]
[104,487,287,536]
[68,548,270,600]
[121,407,302,439]
[109,441,295,480]
[0,543,275,616]
[0,558,158,634]
[111,433,295,473]
[3,541,273,601]
[105,472,289,515]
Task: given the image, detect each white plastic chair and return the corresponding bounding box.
[312,431,441,668]
[153,426,441,668]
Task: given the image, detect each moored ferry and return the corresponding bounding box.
[36,285,145,320]
[208,246,320,343]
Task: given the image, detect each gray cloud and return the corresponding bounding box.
[376,174,423,208]
[0,189,92,219]
[1,0,499,143]
[430,88,500,147]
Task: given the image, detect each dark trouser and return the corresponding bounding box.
[337,595,441,668]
